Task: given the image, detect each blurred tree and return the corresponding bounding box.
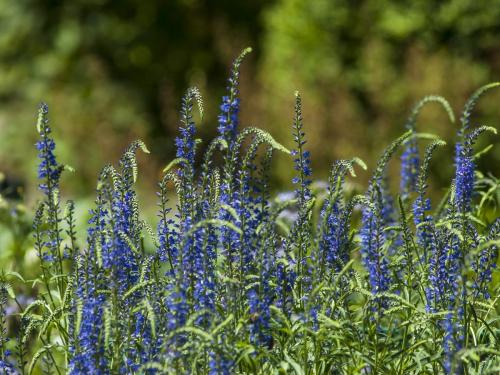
[258,0,500,188]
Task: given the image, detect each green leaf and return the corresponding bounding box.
[283,352,305,375]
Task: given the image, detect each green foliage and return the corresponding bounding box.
[1,77,498,374]
[260,0,500,186]
[1,0,499,195]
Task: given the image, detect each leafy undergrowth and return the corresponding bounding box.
[0,49,499,374]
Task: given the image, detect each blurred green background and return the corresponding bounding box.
[1,0,499,201]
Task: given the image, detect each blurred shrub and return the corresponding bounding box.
[1,0,499,197]
[259,0,500,188]
[0,0,269,195]
[0,175,33,278]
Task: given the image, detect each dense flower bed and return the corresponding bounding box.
[0,50,499,374]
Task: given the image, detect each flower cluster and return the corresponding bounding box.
[36,103,62,194]
[400,137,420,199]
[217,47,251,145]
[0,55,498,375]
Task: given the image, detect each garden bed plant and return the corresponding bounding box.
[0,49,499,374]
